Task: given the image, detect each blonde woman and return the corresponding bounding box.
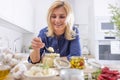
[29,0,81,64]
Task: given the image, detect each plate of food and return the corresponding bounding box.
[24,65,58,80]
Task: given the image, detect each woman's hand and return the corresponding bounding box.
[31,37,45,51]
[30,37,45,63]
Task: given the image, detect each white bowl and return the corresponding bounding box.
[60,69,84,80]
[54,58,70,69]
[24,68,58,80]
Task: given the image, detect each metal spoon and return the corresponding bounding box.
[42,46,54,57]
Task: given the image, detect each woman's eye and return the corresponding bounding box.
[51,15,66,19]
[60,16,65,18]
[51,16,56,18]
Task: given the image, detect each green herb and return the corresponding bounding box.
[37,63,49,69]
[92,69,101,79]
[108,4,120,38]
[42,64,49,69]
[84,68,102,80]
[29,45,32,49]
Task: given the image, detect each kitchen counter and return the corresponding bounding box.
[2,54,94,80]
[82,54,95,59]
[5,74,62,80]
[4,61,120,80]
[1,50,120,80]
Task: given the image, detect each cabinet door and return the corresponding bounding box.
[94,0,119,16]
[12,0,34,33]
[0,0,34,33]
[74,0,89,24]
[0,0,13,22]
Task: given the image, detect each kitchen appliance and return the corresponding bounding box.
[98,40,120,60]
[95,16,120,62]
[95,16,116,40]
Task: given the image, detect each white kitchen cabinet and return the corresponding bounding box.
[94,0,119,16]
[0,0,13,23]
[0,0,34,33]
[74,0,89,24]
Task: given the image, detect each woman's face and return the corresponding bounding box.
[50,7,67,36]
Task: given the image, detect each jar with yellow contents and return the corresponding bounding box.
[70,56,85,69]
[0,64,10,80]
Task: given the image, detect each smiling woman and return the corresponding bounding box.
[28,0,81,64]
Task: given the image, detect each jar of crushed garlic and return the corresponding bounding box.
[70,56,85,69]
[42,53,60,67]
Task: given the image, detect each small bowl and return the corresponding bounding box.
[54,58,70,69]
[0,64,10,80]
[60,69,84,80]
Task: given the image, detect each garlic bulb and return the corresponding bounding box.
[8,59,19,68]
[11,63,27,80]
[13,53,24,60]
[2,53,13,65]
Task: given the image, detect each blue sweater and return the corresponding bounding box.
[28,26,81,63]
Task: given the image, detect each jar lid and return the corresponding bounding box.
[44,53,60,57]
[70,56,85,59]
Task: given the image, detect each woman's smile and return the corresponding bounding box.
[54,24,63,28]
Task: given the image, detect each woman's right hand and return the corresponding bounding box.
[30,37,44,63]
[31,37,45,51]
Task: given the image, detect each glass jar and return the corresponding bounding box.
[70,56,85,69]
[0,64,10,80]
[42,53,60,67]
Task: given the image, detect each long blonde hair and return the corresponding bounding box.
[47,0,75,40]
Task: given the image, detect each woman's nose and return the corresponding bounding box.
[55,17,60,23]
